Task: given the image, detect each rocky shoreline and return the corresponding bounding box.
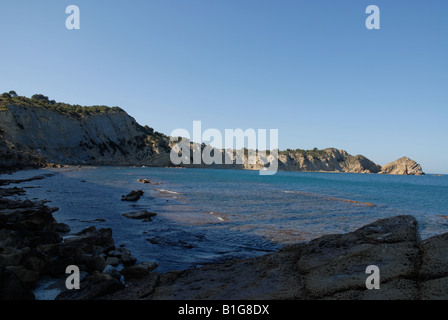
[1,175,447,300]
[0,176,149,300]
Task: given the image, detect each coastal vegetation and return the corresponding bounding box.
[279,147,328,158]
[0,91,125,117]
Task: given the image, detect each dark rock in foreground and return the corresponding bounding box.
[0,179,137,300]
[102,215,448,300]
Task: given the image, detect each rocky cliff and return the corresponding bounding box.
[380,156,425,175]
[0,100,170,170]
[276,148,382,173]
[0,95,424,175]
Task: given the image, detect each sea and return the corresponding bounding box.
[2,166,448,297]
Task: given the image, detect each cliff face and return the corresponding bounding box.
[0,105,170,168]
[380,157,425,175]
[275,148,382,173]
[0,103,424,175]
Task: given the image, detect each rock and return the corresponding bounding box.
[120,262,158,281]
[0,103,172,169]
[6,265,40,284]
[380,157,424,175]
[0,266,35,300]
[0,229,18,248]
[87,256,107,273]
[56,271,124,300]
[122,210,157,221]
[100,273,160,300]
[110,215,446,300]
[0,247,22,267]
[55,223,70,234]
[29,231,62,247]
[22,248,50,272]
[107,248,136,267]
[61,227,115,254]
[137,179,151,184]
[121,190,144,202]
[419,233,448,280]
[46,257,76,276]
[104,256,121,267]
[103,265,122,281]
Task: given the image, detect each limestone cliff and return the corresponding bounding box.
[380,156,425,175]
[275,148,382,173]
[0,96,424,175]
[0,103,170,169]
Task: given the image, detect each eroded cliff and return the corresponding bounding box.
[0,96,425,175]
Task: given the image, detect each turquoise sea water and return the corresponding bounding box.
[4,167,448,273]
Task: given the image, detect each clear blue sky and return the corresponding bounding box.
[1,1,447,173]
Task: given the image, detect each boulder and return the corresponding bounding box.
[380,157,424,175]
[0,266,35,300]
[120,262,158,281]
[121,190,144,202]
[55,271,124,300]
[61,227,115,254]
[0,247,22,267]
[122,210,157,221]
[107,247,136,266]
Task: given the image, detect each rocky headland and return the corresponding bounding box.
[379,156,425,176]
[0,94,424,175]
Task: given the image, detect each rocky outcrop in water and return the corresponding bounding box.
[380,157,425,175]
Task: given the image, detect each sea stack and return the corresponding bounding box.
[380,157,425,176]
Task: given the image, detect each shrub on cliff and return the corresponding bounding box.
[0,93,126,117]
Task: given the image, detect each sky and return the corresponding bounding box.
[0,0,447,173]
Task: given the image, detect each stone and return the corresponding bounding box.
[122,210,157,220]
[104,256,121,267]
[0,266,35,300]
[6,265,40,284]
[55,271,124,300]
[380,157,424,175]
[55,223,71,234]
[61,227,115,253]
[46,257,76,276]
[0,247,22,267]
[121,190,144,202]
[103,265,122,281]
[87,256,107,273]
[107,247,136,266]
[419,233,448,279]
[120,262,158,281]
